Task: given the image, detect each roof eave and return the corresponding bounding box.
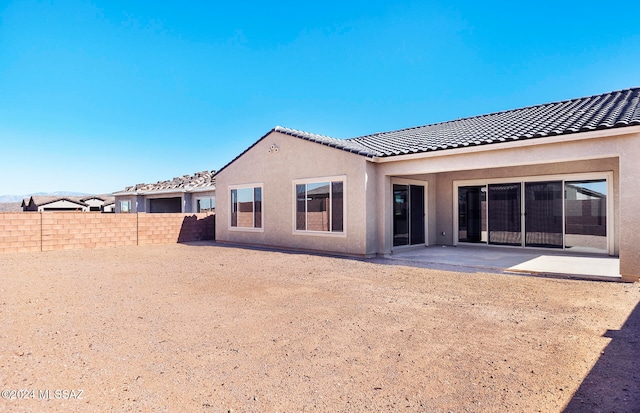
[371,124,640,163]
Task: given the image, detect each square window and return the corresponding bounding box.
[120,200,132,213]
[294,178,345,234]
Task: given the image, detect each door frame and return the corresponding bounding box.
[452,171,614,254]
[391,178,429,251]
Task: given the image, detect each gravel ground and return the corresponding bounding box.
[1,242,638,412]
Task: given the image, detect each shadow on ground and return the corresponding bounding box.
[563,302,640,412]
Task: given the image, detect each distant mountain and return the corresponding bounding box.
[0,192,93,203]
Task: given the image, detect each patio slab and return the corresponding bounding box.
[379,245,621,281]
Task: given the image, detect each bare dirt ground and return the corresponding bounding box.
[1,242,639,412]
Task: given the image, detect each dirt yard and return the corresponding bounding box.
[1,242,638,412]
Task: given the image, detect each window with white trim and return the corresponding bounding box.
[120,200,132,213]
[295,178,344,233]
[230,185,262,229]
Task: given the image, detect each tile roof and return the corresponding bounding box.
[216,87,640,175]
[120,170,216,193]
[24,195,116,208]
[347,87,640,157]
[0,202,22,212]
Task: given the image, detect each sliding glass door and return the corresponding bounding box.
[524,181,563,248]
[393,185,409,247]
[457,176,609,253]
[565,180,607,253]
[488,183,522,246]
[393,184,425,247]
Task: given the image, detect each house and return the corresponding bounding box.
[214,87,640,282]
[21,195,116,212]
[113,170,215,214]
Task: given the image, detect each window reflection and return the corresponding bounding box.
[295,180,344,233]
[230,186,262,229]
[565,180,607,253]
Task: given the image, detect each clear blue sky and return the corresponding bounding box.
[1,1,639,195]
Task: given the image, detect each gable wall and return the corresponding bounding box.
[38,199,88,212]
[215,131,375,256]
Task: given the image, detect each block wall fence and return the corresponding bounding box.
[0,212,215,253]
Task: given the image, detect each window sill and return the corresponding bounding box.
[293,230,347,238]
[229,227,264,233]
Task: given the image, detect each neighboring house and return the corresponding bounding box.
[214,87,640,282]
[21,195,116,212]
[102,199,116,213]
[113,170,215,214]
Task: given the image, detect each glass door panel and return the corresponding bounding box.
[393,184,409,247]
[525,181,563,248]
[488,183,522,246]
[410,185,425,245]
[565,180,607,253]
[458,186,487,243]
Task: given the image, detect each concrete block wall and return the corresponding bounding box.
[306,211,330,231]
[0,212,215,253]
[41,213,138,251]
[0,213,42,253]
[138,213,215,245]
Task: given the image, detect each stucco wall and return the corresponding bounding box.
[617,132,640,280]
[114,195,138,213]
[215,131,375,256]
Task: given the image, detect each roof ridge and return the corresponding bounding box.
[274,125,378,156]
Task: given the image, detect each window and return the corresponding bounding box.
[230,185,262,229]
[196,197,215,212]
[295,178,344,233]
[120,200,132,213]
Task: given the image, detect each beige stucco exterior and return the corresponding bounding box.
[215,131,377,256]
[215,127,640,281]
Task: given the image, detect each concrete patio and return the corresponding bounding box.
[376,244,621,282]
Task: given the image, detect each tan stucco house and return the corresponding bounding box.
[214,88,640,282]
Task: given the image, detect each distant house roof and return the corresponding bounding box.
[0,202,23,212]
[23,195,115,209]
[29,196,88,208]
[80,195,115,202]
[114,170,216,195]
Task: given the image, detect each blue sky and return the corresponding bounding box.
[1,1,639,195]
